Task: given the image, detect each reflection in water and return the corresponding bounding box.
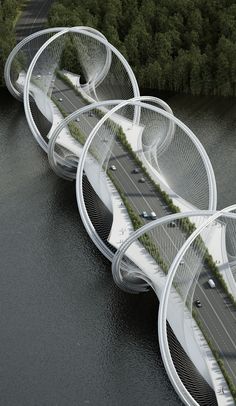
[0,89,181,405]
[1,88,235,405]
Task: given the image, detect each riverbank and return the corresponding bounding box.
[0,0,54,87]
[0,0,23,87]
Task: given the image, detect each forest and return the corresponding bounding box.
[48,0,236,96]
[0,0,23,87]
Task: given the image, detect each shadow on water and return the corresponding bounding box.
[0,89,182,406]
[1,84,236,405]
[141,88,236,210]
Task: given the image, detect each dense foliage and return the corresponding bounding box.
[0,0,23,86]
[48,0,236,96]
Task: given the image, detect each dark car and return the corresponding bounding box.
[195,299,202,308]
[169,221,176,227]
[132,168,139,174]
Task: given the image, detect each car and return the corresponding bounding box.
[139,177,146,183]
[36,74,41,79]
[195,299,202,308]
[180,260,185,265]
[208,278,216,288]
[58,98,63,102]
[132,168,139,174]
[88,111,93,117]
[169,221,176,227]
[150,211,157,220]
[141,211,148,218]
[110,165,116,171]
[75,117,80,122]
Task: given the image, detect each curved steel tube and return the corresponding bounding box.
[4,26,110,100]
[5,26,230,406]
[112,208,236,405]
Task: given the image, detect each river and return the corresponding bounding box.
[0,88,182,405]
[0,88,235,405]
[156,91,236,209]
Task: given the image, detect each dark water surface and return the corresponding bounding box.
[0,88,182,405]
[1,88,236,406]
[156,91,236,209]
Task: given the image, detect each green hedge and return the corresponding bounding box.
[55,71,236,319]
[56,70,91,104]
[108,171,169,274]
[193,310,236,400]
[52,95,86,146]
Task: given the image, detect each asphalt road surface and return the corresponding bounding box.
[16,0,54,41]
[52,77,236,389]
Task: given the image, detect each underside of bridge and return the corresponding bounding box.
[4,26,236,406]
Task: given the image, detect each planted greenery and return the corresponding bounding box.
[193,310,236,400]
[116,126,181,214]
[48,0,236,96]
[108,171,168,274]
[56,70,91,104]
[54,72,236,322]
[0,0,25,86]
[52,95,86,146]
[204,251,236,307]
[55,71,236,400]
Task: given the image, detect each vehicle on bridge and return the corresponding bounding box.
[208,279,216,288]
[150,211,157,220]
[195,299,202,308]
[139,177,146,183]
[132,167,139,174]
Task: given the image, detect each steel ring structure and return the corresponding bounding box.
[112,208,236,406]
[5,27,236,406]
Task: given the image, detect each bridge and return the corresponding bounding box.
[4,26,236,406]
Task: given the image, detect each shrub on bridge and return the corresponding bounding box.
[194,308,236,400]
[108,171,169,274]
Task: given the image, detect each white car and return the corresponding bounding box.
[110,165,116,171]
[139,177,146,183]
[75,117,80,122]
[141,211,148,218]
[150,211,157,220]
[58,98,63,102]
[208,278,216,288]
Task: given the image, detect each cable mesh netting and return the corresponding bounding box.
[112,215,218,405]
[140,108,210,210]
[218,211,236,285]
[6,26,234,406]
[9,31,59,96]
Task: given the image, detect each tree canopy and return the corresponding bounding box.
[0,0,22,87]
[48,0,236,96]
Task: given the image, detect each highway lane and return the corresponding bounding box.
[16,0,55,41]
[52,78,236,388]
[112,138,236,386]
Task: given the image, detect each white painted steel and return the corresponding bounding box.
[112,208,236,405]
[4,26,110,100]
[47,96,174,179]
[5,26,228,406]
